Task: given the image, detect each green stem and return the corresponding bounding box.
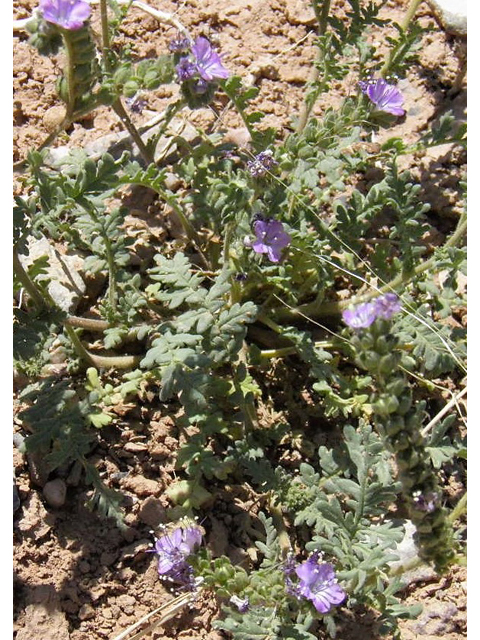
[257,312,284,334]
[99,0,112,72]
[64,324,141,369]
[258,340,334,360]
[296,0,331,134]
[268,498,292,559]
[156,187,210,268]
[66,316,111,331]
[105,240,118,313]
[61,27,77,119]
[380,0,424,77]
[258,346,297,359]
[146,100,185,161]
[388,553,425,578]
[447,492,467,524]
[98,0,153,164]
[112,99,155,165]
[64,324,97,365]
[221,81,258,143]
[13,249,51,310]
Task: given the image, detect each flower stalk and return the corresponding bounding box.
[346,318,457,572]
[380,0,424,77]
[296,0,331,134]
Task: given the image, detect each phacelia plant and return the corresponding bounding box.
[13,1,466,639]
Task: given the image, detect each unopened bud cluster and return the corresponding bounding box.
[345,307,456,572]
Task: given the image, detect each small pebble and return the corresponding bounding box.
[42,478,67,508]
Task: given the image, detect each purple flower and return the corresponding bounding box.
[176,58,199,82]
[229,595,250,613]
[247,150,278,177]
[359,78,405,116]
[153,525,202,586]
[125,94,147,114]
[175,37,229,86]
[342,301,378,329]
[247,218,291,263]
[343,293,401,329]
[39,0,91,30]
[169,33,191,53]
[374,293,402,320]
[413,490,440,513]
[191,37,230,81]
[295,554,346,614]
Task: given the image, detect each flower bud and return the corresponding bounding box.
[123,81,140,98]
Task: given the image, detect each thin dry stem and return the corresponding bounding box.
[421,385,467,437]
[110,592,196,640]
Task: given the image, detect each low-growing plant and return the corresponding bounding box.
[14,0,466,638]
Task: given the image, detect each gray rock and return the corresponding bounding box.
[426,0,467,37]
[26,449,51,488]
[42,478,67,508]
[19,237,86,313]
[66,459,83,486]
[388,520,419,572]
[387,520,437,586]
[45,112,201,167]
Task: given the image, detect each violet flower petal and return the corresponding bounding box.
[342,302,377,329]
[374,293,402,319]
[295,557,346,614]
[154,526,202,577]
[251,219,291,263]
[176,58,199,81]
[192,37,230,81]
[361,78,405,116]
[40,0,91,30]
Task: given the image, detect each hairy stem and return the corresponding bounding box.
[447,492,467,525]
[64,324,141,369]
[105,240,118,314]
[146,100,185,161]
[112,99,155,165]
[296,0,331,134]
[380,0,424,77]
[221,81,258,142]
[99,0,112,72]
[156,187,210,268]
[98,0,153,164]
[268,498,292,559]
[66,316,111,331]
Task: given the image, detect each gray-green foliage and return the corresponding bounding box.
[17,377,125,526]
[14,0,466,637]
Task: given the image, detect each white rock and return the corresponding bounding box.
[19,237,86,313]
[426,0,467,37]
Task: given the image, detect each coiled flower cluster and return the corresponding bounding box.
[344,300,456,572]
